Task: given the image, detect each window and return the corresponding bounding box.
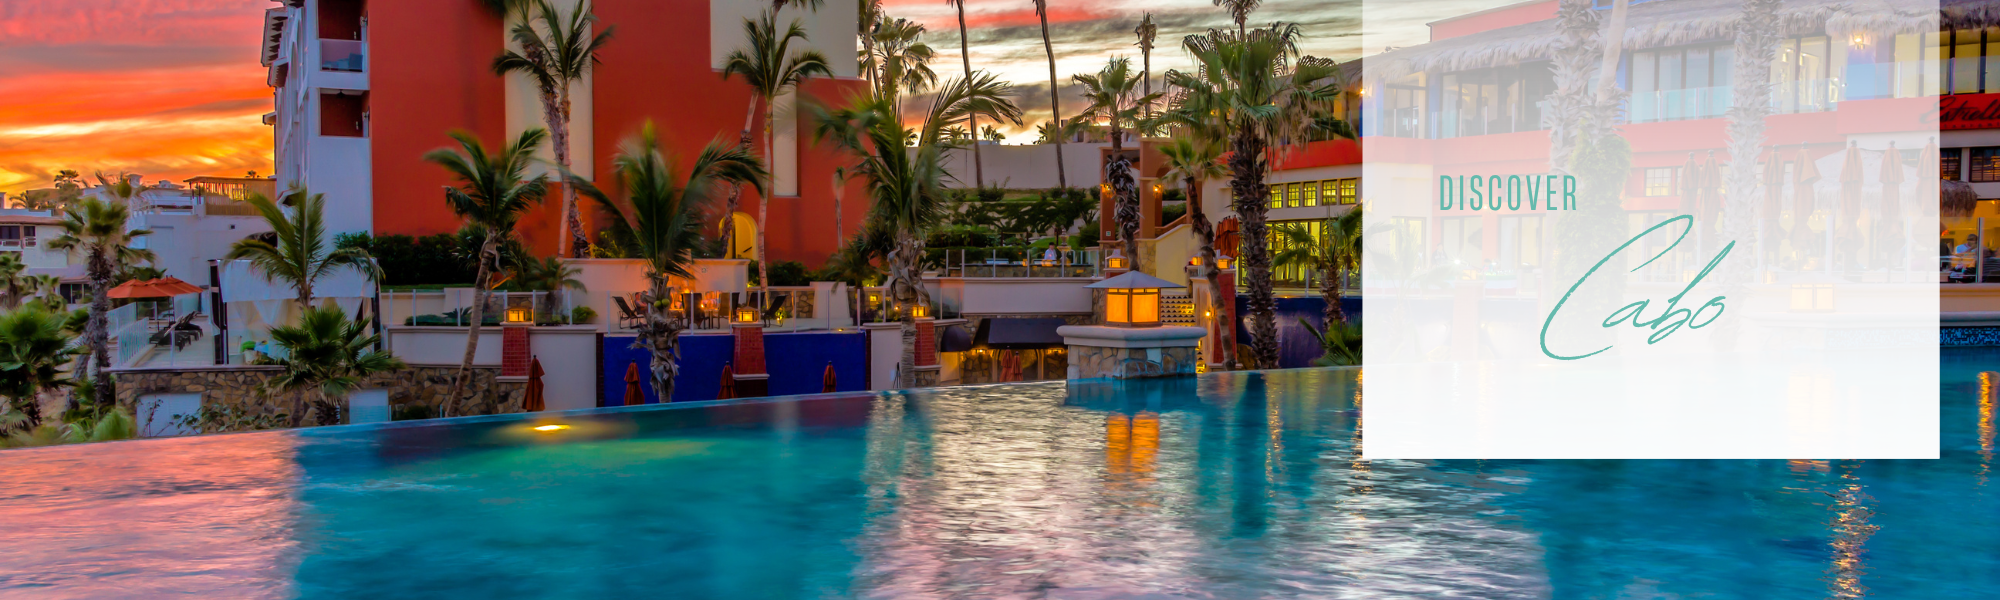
[1268,219,1325,288]
[1301,181,1320,207]
[1269,186,1283,209]
[1336,178,1358,205]
[1440,64,1554,138]
[1644,168,1676,197]
[319,0,365,72]
[1381,73,1426,139]
[1944,148,1963,181]
[320,92,368,137]
[58,283,88,304]
[0,225,21,247]
[1633,45,1734,122]
[1971,147,2000,182]
[1286,182,1303,208]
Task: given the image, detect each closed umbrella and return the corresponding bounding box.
[822,362,837,393]
[718,364,736,400]
[1793,144,1821,249]
[1922,137,1941,217]
[1702,150,1725,226]
[623,362,643,406]
[1879,141,1905,242]
[1763,146,1787,243]
[1840,141,1865,238]
[523,357,546,412]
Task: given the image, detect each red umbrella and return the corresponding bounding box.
[523,357,546,412]
[1879,141,1905,242]
[1840,141,1865,238]
[822,362,837,393]
[718,364,736,400]
[1763,146,1787,243]
[1793,144,1822,249]
[623,362,643,406]
[107,277,203,299]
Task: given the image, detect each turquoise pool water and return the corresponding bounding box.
[2,350,1995,598]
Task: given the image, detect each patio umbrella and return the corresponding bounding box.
[1793,144,1821,249]
[1840,141,1865,238]
[1763,146,1786,243]
[523,357,546,412]
[107,277,203,299]
[822,362,837,393]
[1922,137,1941,217]
[718,364,736,400]
[1700,150,1722,226]
[623,362,643,406]
[1879,141,1905,241]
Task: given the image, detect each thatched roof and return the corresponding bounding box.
[1364,0,1926,83]
[1943,180,1980,218]
[1944,0,2000,30]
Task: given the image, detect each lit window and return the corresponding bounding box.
[1286,183,1302,208]
[1269,186,1283,209]
[1338,179,1358,205]
[1645,167,1676,197]
[1971,147,2000,182]
[1301,182,1319,207]
[1944,148,1963,181]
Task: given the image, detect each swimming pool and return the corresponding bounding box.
[2,350,1993,598]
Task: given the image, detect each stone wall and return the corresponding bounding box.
[115,365,527,425]
[1068,345,1199,379]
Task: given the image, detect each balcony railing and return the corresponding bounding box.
[0,237,37,250]
[320,39,365,72]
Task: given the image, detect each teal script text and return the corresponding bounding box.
[1539,215,1732,361]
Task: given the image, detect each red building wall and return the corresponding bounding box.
[368,0,509,244]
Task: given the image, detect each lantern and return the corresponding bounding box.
[1215,254,1234,270]
[1106,249,1129,271]
[503,295,534,323]
[735,304,758,323]
[1087,271,1185,328]
[1152,183,1164,196]
[505,307,532,323]
[1189,255,1204,267]
[912,304,930,318]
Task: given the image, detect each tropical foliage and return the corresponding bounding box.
[575,121,765,402]
[1157,23,1351,368]
[0,303,81,431]
[265,306,406,427]
[722,10,831,316]
[1073,56,1162,271]
[46,197,154,408]
[424,128,551,416]
[1031,0,1068,188]
[226,188,380,310]
[493,0,614,258]
[812,74,1020,387]
[1272,206,1362,327]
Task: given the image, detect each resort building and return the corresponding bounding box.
[260,0,870,264]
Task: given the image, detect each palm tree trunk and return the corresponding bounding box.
[725,97,758,257]
[1320,267,1342,327]
[557,89,588,258]
[1038,10,1067,189]
[1228,123,1278,368]
[889,234,927,388]
[1109,128,1140,272]
[1187,176,1233,369]
[758,107,774,318]
[87,266,112,408]
[956,3,983,188]
[447,238,497,416]
[641,278,683,401]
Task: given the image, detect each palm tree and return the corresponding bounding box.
[91,172,154,212]
[0,253,29,309]
[45,197,154,407]
[1032,0,1068,188]
[225,188,381,311]
[982,126,1005,143]
[1074,56,1162,271]
[0,303,81,430]
[508,255,586,322]
[831,166,851,244]
[1161,24,1350,367]
[1272,206,1361,327]
[576,122,765,402]
[266,306,406,427]
[947,0,986,187]
[723,11,832,319]
[1134,13,1158,119]
[864,16,937,116]
[493,0,615,258]
[1159,135,1231,364]
[1214,0,1261,35]
[813,74,1021,387]
[424,128,551,416]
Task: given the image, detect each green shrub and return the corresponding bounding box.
[748,260,812,287]
[570,305,597,324]
[926,225,994,249]
[1161,203,1187,226]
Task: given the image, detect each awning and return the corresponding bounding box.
[973,317,1069,350]
[108,277,204,299]
[939,324,974,353]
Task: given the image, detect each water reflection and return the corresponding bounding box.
[1,356,1997,598]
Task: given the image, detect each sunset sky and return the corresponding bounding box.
[0,0,1510,196]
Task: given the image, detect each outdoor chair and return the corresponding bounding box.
[613,296,644,329]
[150,313,205,351]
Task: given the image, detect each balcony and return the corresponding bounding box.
[320,39,364,72]
[0,237,37,250]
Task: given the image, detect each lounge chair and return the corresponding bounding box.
[613,296,644,329]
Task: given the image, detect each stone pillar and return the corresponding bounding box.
[1058,325,1206,379]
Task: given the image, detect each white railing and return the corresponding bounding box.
[939,247,1101,278]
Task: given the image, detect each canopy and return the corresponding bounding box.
[973,317,1069,350]
[1086,270,1186,290]
[107,277,203,299]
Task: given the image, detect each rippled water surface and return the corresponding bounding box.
[3,350,1998,599]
